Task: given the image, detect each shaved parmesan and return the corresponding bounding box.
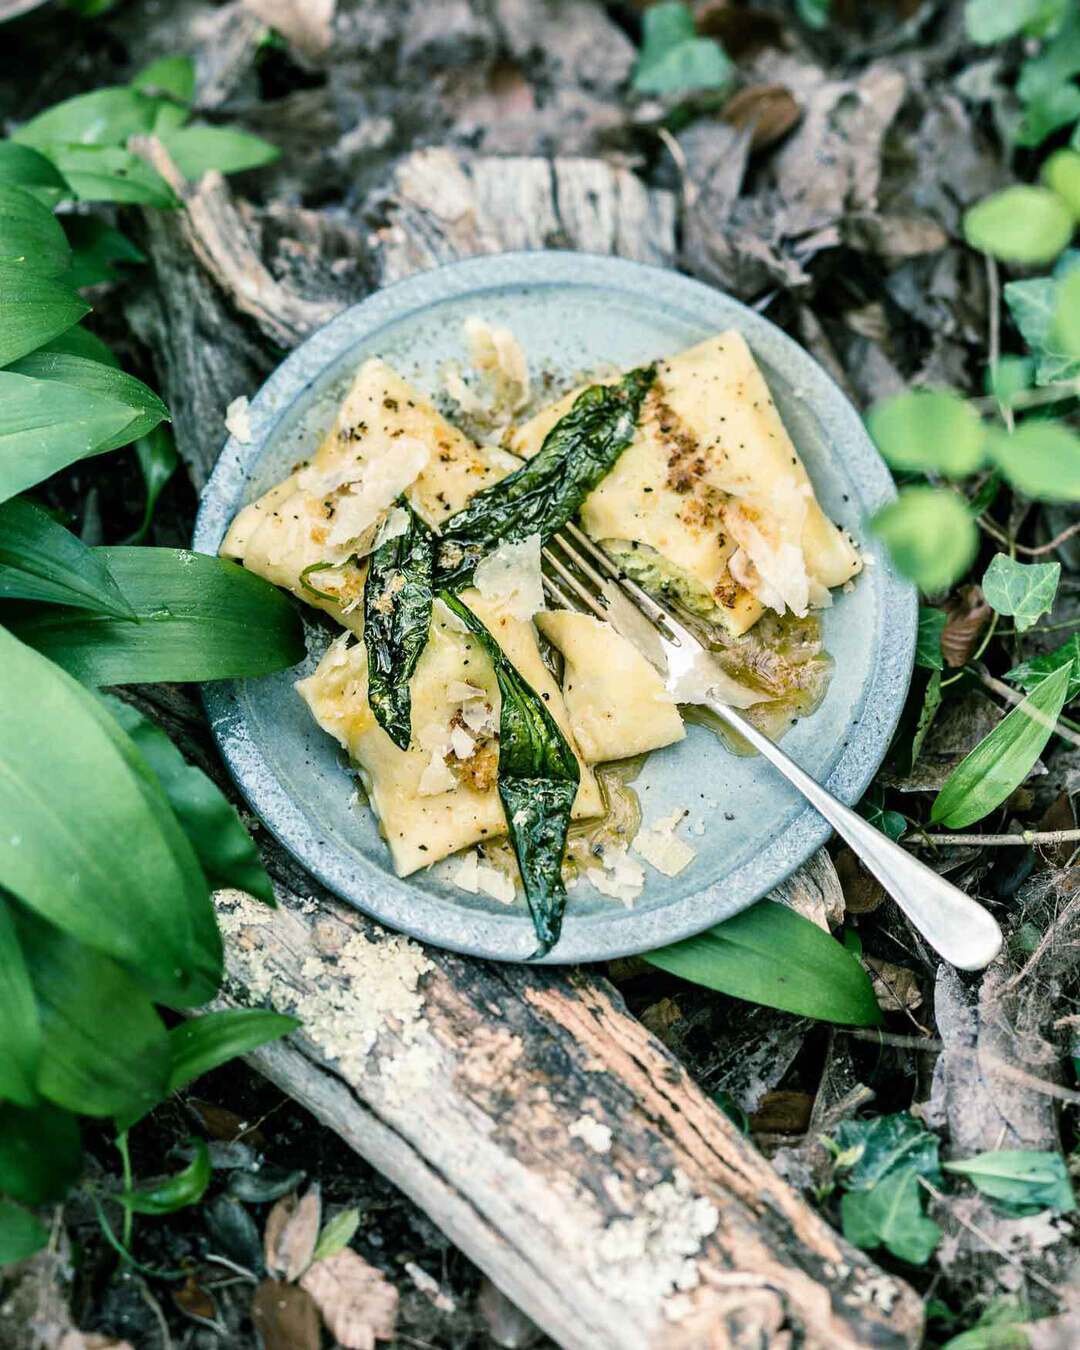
[474,533,545,620]
[449,725,476,760]
[374,505,410,548]
[322,438,431,551]
[634,812,696,878]
[452,850,517,904]
[447,680,486,702]
[225,395,253,443]
[433,597,470,633]
[418,750,457,797]
[461,698,497,737]
[586,846,645,906]
[464,315,530,414]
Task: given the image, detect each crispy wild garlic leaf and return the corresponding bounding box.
[363,502,435,750]
[439,591,580,958]
[436,365,656,587]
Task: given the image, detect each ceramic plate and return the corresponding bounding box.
[194,252,916,963]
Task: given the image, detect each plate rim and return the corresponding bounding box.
[194,250,917,964]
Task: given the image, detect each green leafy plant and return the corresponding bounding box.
[943,1149,1076,1215]
[644,900,882,1025]
[0,69,299,1266]
[632,3,734,98]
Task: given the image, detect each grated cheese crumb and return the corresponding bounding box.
[586,845,645,906]
[634,812,696,878]
[225,395,253,443]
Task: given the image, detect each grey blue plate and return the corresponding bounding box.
[193,251,916,963]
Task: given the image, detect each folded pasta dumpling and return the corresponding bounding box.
[296,590,602,876]
[535,610,684,763]
[507,332,861,636]
[221,358,511,631]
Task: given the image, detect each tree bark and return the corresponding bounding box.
[129,146,923,1349]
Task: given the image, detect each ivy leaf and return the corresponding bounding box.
[931,662,1073,827]
[981,555,1060,632]
[644,900,882,1025]
[965,0,1067,43]
[963,186,1074,266]
[1006,634,1080,701]
[859,786,908,840]
[870,487,978,594]
[916,606,947,670]
[102,695,274,901]
[0,267,89,370]
[841,1170,942,1265]
[632,2,733,96]
[158,125,279,180]
[10,547,305,685]
[985,421,1080,502]
[943,1150,1076,1215]
[0,495,135,617]
[1003,255,1080,386]
[119,1138,211,1214]
[867,389,985,479]
[911,669,944,768]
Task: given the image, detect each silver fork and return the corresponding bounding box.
[542,523,1003,972]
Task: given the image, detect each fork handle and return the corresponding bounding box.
[704,698,1003,971]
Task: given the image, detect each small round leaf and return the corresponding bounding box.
[867,389,986,478]
[963,187,1074,265]
[870,487,978,594]
[1042,149,1080,223]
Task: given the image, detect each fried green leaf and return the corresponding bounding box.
[363,503,434,749]
[438,591,580,957]
[644,900,882,1024]
[436,365,655,587]
[931,662,1073,827]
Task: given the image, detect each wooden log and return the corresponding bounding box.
[129,147,923,1348]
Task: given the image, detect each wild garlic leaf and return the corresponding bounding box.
[0,267,88,371]
[131,424,179,543]
[165,1010,298,1096]
[119,1138,212,1214]
[0,143,70,207]
[0,182,70,276]
[963,186,1074,266]
[981,554,1060,632]
[645,900,882,1025]
[0,628,220,1008]
[0,369,133,503]
[0,897,41,1109]
[944,1150,1076,1215]
[0,495,135,617]
[438,591,580,958]
[44,145,177,208]
[103,695,275,901]
[632,2,733,97]
[0,1101,81,1204]
[437,365,655,587]
[130,54,196,104]
[363,502,434,750]
[62,216,145,289]
[158,125,279,180]
[985,421,1080,502]
[869,487,978,594]
[0,1201,48,1265]
[10,547,306,685]
[1006,634,1080,701]
[931,661,1072,828]
[13,86,164,149]
[916,607,947,669]
[867,389,986,478]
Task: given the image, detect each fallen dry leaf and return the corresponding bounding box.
[721,84,801,152]
[942,586,991,668]
[866,958,923,1014]
[639,996,684,1044]
[264,1186,322,1282]
[252,1279,321,1350]
[477,1276,542,1349]
[749,1090,814,1135]
[834,847,886,915]
[695,3,784,59]
[172,1276,216,1323]
[300,1248,399,1350]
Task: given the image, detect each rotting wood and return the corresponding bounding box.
[130,146,923,1348]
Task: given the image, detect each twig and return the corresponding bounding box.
[984,1057,1080,1108]
[978,514,1080,557]
[904,827,1080,847]
[918,1177,1063,1298]
[985,255,1014,433]
[655,126,697,209]
[845,1029,943,1052]
[971,377,1080,414]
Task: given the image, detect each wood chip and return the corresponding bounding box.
[252,1279,321,1350]
[299,1248,399,1350]
[721,84,802,152]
